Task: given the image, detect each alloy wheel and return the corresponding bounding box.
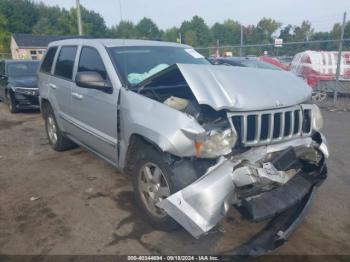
[138,162,171,218]
[47,115,58,145]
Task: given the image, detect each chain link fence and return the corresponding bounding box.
[195,39,350,111]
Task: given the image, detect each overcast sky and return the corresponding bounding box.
[37,0,349,31]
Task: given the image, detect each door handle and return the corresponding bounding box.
[72,92,83,100]
[49,83,57,89]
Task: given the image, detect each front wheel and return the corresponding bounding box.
[132,147,179,231]
[6,91,18,113]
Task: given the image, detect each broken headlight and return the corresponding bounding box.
[195,128,237,158]
[311,104,323,132]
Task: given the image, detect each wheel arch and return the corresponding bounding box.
[123,133,165,175]
[40,98,52,119]
[4,86,14,96]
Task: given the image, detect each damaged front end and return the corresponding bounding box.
[158,132,328,239]
[123,62,329,254]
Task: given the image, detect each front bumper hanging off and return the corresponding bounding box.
[228,164,327,256]
[157,135,328,255]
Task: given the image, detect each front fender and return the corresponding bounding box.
[6,85,16,93]
[119,89,205,167]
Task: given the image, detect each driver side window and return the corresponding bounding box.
[78,47,108,81]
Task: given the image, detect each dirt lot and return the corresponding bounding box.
[0,102,349,256]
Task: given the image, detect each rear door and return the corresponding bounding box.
[70,46,119,162]
[49,46,78,133]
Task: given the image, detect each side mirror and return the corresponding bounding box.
[0,75,8,80]
[75,71,112,93]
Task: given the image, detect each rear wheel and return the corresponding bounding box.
[132,146,179,231]
[44,105,76,151]
[6,91,18,113]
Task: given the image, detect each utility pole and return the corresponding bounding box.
[334,11,347,104]
[240,24,243,57]
[76,0,83,35]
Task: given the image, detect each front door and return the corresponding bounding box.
[70,46,119,163]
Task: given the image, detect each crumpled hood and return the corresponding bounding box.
[177,63,312,111]
[9,76,38,89]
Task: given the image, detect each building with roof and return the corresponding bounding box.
[10,33,83,60]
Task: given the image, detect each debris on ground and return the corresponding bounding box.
[85,187,94,194]
[30,196,40,201]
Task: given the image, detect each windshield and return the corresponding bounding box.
[8,62,40,77]
[108,46,209,86]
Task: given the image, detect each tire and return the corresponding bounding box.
[132,146,180,231]
[6,91,18,113]
[44,105,76,151]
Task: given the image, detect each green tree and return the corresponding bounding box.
[211,23,226,43]
[67,6,107,37]
[110,21,136,39]
[0,14,10,53]
[180,16,212,47]
[183,30,198,46]
[135,18,161,40]
[311,31,333,50]
[0,0,38,33]
[212,19,241,46]
[32,4,72,35]
[256,18,282,43]
[345,21,350,39]
[279,25,293,42]
[293,20,314,41]
[162,27,179,42]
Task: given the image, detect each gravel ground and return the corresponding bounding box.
[0,103,349,256]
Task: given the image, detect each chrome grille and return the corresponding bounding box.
[229,105,313,146]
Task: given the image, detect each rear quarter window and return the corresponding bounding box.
[40,46,58,74]
[54,46,78,80]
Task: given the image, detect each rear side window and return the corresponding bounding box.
[78,47,107,80]
[40,47,57,74]
[54,46,77,80]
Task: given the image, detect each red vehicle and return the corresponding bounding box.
[259,56,289,71]
[289,51,350,89]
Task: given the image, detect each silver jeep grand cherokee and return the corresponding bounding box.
[38,39,328,254]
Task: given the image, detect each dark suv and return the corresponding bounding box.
[0,60,40,113]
